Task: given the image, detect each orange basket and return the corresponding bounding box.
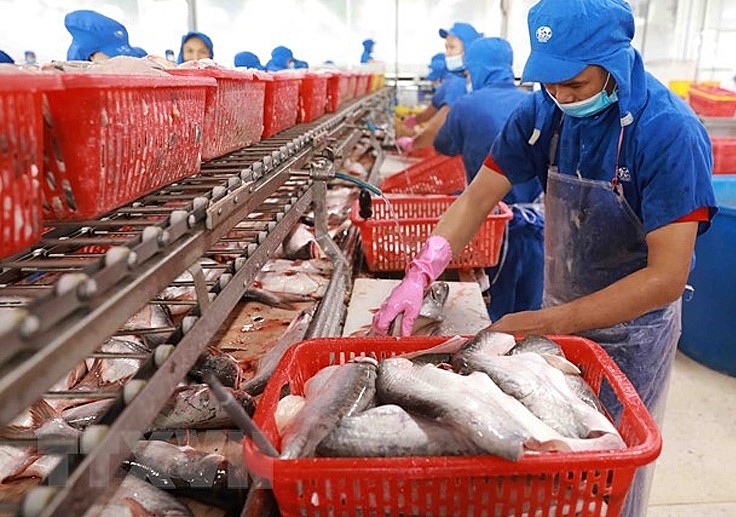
[350,195,512,271]
[244,336,662,517]
[168,68,265,161]
[42,74,212,221]
[380,154,467,194]
[689,85,736,117]
[712,136,736,174]
[262,74,301,138]
[0,74,60,258]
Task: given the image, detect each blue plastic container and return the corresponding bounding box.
[679,175,736,376]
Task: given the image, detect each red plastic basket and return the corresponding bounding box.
[355,73,370,98]
[689,85,736,117]
[0,74,60,258]
[712,136,736,174]
[244,336,662,517]
[326,73,350,113]
[380,154,467,194]
[41,74,212,221]
[168,69,265,161]
[299,73,329,123]
[346,73,358,101]
[262,74,301,138]
[350,195,512,271]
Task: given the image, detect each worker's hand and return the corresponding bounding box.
[371,236,453,336]
[396,136,415,154]
[403,115,418,131]
[371,269,426,336]
[489,308,559,336]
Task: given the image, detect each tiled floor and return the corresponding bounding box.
[647,352,736,515]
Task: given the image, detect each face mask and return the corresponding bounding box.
[551,74,618,118]
[287,62,296,69]
[466,81,473,94]
[445,53,464,71]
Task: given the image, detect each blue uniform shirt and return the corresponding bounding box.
[431,71,467,110]
[491,49,717,235]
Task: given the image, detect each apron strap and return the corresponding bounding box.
[611,126,626,188]
[548,114,565,165]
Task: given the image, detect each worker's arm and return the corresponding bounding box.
[432,166,512,256]
[415,105,438,125]
[413,106,450,150]
[491,221,698,334]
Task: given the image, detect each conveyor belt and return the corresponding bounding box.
[0,88,392,517]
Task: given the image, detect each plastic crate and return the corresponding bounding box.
[371,72,385,92]
[689,85,736,117]
[168,69,265,161]
[262,74,301,138]
[345,73,357,101]
[380,154,467,194]
[712,137,736,174]
[244,336,662,517]
[0,74,61,258]
[350,195,512,271]
[298,73,329,123]
[41,74,212,221]
[355,72,370,98]
[326,73,350,113]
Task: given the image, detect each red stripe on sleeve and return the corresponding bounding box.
[675,207,710,223]
[482,154,506,176]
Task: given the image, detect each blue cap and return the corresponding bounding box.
[521,0,635,84]
[266,46,296,71]
[362,39,375,51]
[0,50,14,64]
[65,10,146,61]
[465,37,515,90]
[425,53,446,82]
[234,51,264,70]
[177,31,214,64]
[438,22,483,51]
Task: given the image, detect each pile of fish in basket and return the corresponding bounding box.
[245,315,662,516]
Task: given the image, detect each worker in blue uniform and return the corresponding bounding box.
[265,46,308,71]
[425,53,447,86]
[360,39,375,64]
[64,10,146,61]
[434,37,544,322]
[177,31,213,63]
[374,2,717,514]
[397,22,482,153]
[234,51,265,70]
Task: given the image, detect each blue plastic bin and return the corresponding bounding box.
[679,176,736,376]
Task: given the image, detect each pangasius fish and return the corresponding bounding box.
[242,309,313,396]
[83,474,193,516]
[280,358,378,459]
[453,351,622,441]
[316,404,481,457]
[149,384,255,432]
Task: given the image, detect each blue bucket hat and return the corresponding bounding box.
[425,53,447,82]
[521,0,635,84]
[234,51,265,70]
[438,22,483,51]
[0,50,14,64]
[177,31,214,64]
[266,45,302,71]
[465,37,515,91]
[65,10,146,61]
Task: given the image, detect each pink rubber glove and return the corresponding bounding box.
[396,136,415,154]
[403,115,418,131]
[372,236,453,336]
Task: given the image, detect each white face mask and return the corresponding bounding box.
[445,53,464,71]
[466,81,473,93]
